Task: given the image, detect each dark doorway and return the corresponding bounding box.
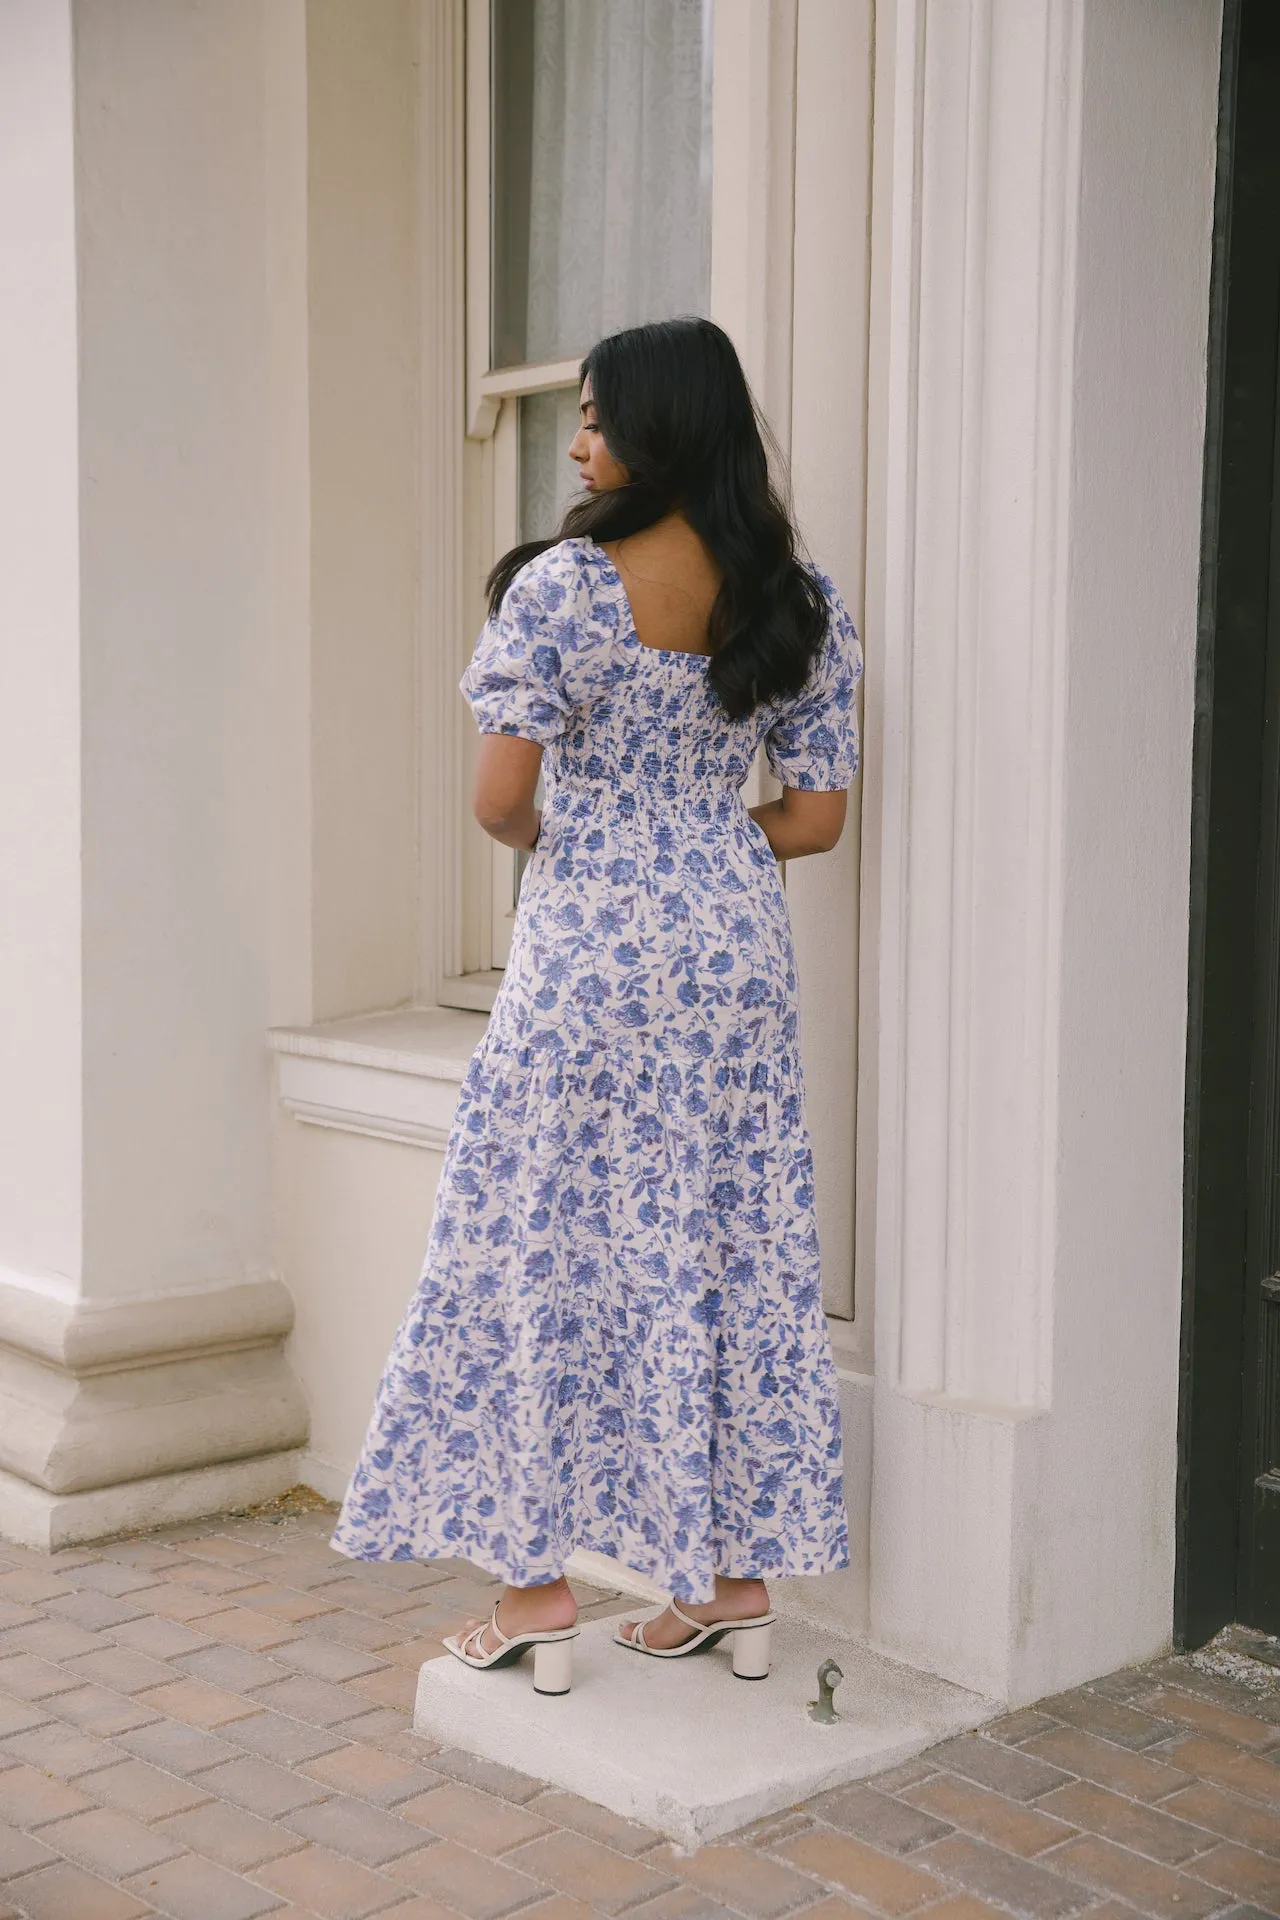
[1178,0,1280,1648]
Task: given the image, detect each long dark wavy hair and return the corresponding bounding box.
[485,318,829,719]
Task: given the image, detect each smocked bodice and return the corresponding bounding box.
[460,538,862,1053]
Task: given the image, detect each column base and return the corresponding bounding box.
[0,1449,308,1552]
[0,1268,310,1550]
[871,1387,1048,1703]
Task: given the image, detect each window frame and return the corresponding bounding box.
[437,0,800,1008]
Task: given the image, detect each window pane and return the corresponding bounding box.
[519,388,583,541]
[492,0,713,369]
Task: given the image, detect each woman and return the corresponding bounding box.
[333,318,862,1695]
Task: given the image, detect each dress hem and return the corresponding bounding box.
[329,1519,851,1605]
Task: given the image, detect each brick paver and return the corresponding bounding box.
[0,1492,1279,1919]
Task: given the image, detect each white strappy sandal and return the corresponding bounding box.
[615,1600,776,1679]
[443,1608,579,1695]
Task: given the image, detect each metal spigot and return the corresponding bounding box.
[809,1656,843,1724]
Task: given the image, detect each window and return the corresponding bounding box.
[441,0,714,1001]
[427,0,866,1321]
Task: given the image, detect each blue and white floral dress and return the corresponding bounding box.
[333,537,862,1602]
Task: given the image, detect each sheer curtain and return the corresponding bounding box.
[523,0,712,364]
[520,389,584,541]
[508,0,713,541]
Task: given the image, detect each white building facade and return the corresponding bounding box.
[2,0,1257,1718]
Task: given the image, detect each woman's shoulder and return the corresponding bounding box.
[506,537,611,611]
[804,563,849,627]
[494,539,628,706]
[806,566,861,667]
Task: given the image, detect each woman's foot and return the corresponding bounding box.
[462,1576,578,1657]
[620,1575,770,1650]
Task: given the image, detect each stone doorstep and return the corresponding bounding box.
[413,1615,996,1851]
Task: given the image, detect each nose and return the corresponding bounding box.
[568,428,588,464]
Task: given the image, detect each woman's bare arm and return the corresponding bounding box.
[749,788,847,860]
[473,735,543,850]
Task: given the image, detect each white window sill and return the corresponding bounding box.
[437,971,503,1014]
[268,1006,487,1150]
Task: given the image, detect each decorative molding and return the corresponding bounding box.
[0,1270,294,1374]
[0,1268,308,1527]
[268,1006,484,1075]
[0,1342,307,1497]
[0,1451,308,1555]
[276,1057,455,1151]
[269,1006,483,1149]
[864,0,1082,1412]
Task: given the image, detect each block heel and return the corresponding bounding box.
[731,1620,772,1679]
[617,1599,777,1671]
[533,1635,574,1695]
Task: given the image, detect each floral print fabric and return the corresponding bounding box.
[333,538,863,1601]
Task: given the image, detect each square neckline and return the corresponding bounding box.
[589,539,714,667]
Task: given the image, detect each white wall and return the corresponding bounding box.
[276,1117,442,1498]
[74,0,277,1301]
[0,0,83,1291]
[306,0,419,1024]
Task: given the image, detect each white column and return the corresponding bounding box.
[0,0,306,1549]
[863,0,1220,1701]
[0,0,84,1299]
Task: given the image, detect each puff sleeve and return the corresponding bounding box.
[763,574,863,791]
[461,562,574,747]
[461,541,629,747]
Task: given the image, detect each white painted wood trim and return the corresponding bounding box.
[419,0,468,1001]
[785,0,874,1330]
[709,0,797,822]
[709,0,798,449]
[464,0,496,438]
[478,357,582,405]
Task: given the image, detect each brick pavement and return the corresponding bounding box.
[0,1491,1276,1919]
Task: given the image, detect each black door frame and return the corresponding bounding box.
[1177,0,1280,1649]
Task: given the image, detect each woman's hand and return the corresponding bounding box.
[473,735,543,850]
[749,788,847,860]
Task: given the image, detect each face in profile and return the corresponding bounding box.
[568,378,629,494]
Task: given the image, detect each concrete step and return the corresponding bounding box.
[413,1613,996,1849]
